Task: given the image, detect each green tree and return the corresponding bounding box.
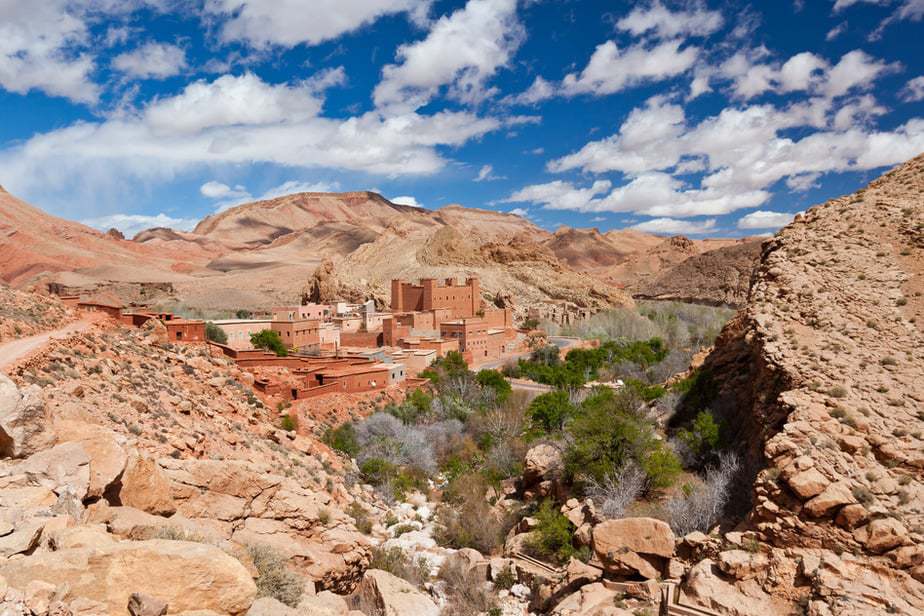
[205,321,227,344]
[677,410,722,458]
[642,443,683,489]
[476,369,512,403]
[324,423,359,457]
[236,309,253,319]
[527,500,577,565]
[527,391,575,434]
[251,330,288,356]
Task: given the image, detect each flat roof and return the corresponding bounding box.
[210,319,272,325]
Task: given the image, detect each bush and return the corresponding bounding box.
[435,472,512,554]
[354,413,437,474]
[665,452,740,535]
[369,546,430,587]
[324,422,359,457]
[347,502,373,534]
[676,410,722,461]
[280,414,296,432]
[476,369,512,404]
[246,543,303,607]
[584,462,646,519]
[641,443,682,489]
[528,390,576,434]
[205,321,227,344]
[250,330,288,356]
[526,500,576,565]
[235,309,253,319]
[439,557,497,616]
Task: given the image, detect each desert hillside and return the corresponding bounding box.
[669,153,924,612]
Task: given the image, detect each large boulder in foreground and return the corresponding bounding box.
[0,539,256,615]
[350,569,439,616]
[592,517,675,579]
[0,373,53,458]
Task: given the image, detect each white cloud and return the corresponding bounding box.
[81,212,198,237]
[112,42,187,79]
[504,76,555,105]
[205,0,430,48]
[474,164,504,181]
[507,207,529,218]
[833,0,887,11]
[0,72,505,217]
[502,179,612,211]
[902,76,924,102]
[0,0,98,103]
[822,50,900,98]
[785,173,821,192]
[374,0,523,111]
[200,180,247,199]
[561,40,699,97]
[630,217,716,235]
[737,210,795,229]
[826,22,847,40]
[616,2,724,39]
[390,195,423,208]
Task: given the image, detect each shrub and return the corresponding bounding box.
[624,378,666,402]
[246,543,303,607]
[476,369,512,404]
[493,564,517,590]
[438,557,497,616]
[676,410,722,461]
[369,546,430,587]
[280,414,297,432]
[347,502,373,534]
[641,443,682,489]
[584,462,646,519]
[250,330,288,356]
[235,309,253,319]
[526,500,576,565]
[435,472,512,554]
[323,422,359,457]
[354,413,437,474]
[665,452,740,535]
[528,390,576,434]
[205,321,227,344]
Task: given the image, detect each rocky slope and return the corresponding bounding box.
[634,240,763,307]
[0,285,74,342]
[674,154,924,613]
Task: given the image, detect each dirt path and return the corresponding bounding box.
[0,318,97,372]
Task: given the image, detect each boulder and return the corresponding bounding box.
[592,517,674,579]
[0,539,256,615]
[350,569,438,616]
[803,481,855,517]
[549,582,634,616]
[683,559,787,616]
[717,549,769,580]
[0,374,53,458]
[786,468,829,500]
[523,444,563,486]
[55,422,127,500]
[863,518,907,554]
[128,592,168,616]
[117,455,177,515]
[13,441,91,499]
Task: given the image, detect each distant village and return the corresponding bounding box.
[63,276,536,403]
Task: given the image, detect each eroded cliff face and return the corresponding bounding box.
[682,155,924,613]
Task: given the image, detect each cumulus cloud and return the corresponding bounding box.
[502,179,612,211]
[616,2,724,39]
[81,212,198,236]
[0,0,98,103]
[374,0,523,111]
[737,210,795,229]
[0,72,504,216]
[630,217,716,235]
[200,180,248,199]
[507,207,529,217]
[200,179,341,211]
[260,180,340,200]
[390,195,423,207]
[785,173,822,191]
[560,39,699,97]
[205,0,430,48]
[112,42,186,79]
[900,75,924,102]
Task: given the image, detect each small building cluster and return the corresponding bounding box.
[60,276,526,401]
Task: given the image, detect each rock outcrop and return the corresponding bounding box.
[676,154,924,612]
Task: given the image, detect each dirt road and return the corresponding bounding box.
[0,319,96,371]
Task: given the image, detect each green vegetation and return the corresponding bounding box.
[250,329,288,356]
[205,321,227,344]
[279,414,297,432]
[527,391,576,434]
[323,422,358,456]
[475,369,512,404]
[526,500,585,565]
[676,410,722,460]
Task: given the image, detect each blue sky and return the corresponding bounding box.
[0,0,922,238]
